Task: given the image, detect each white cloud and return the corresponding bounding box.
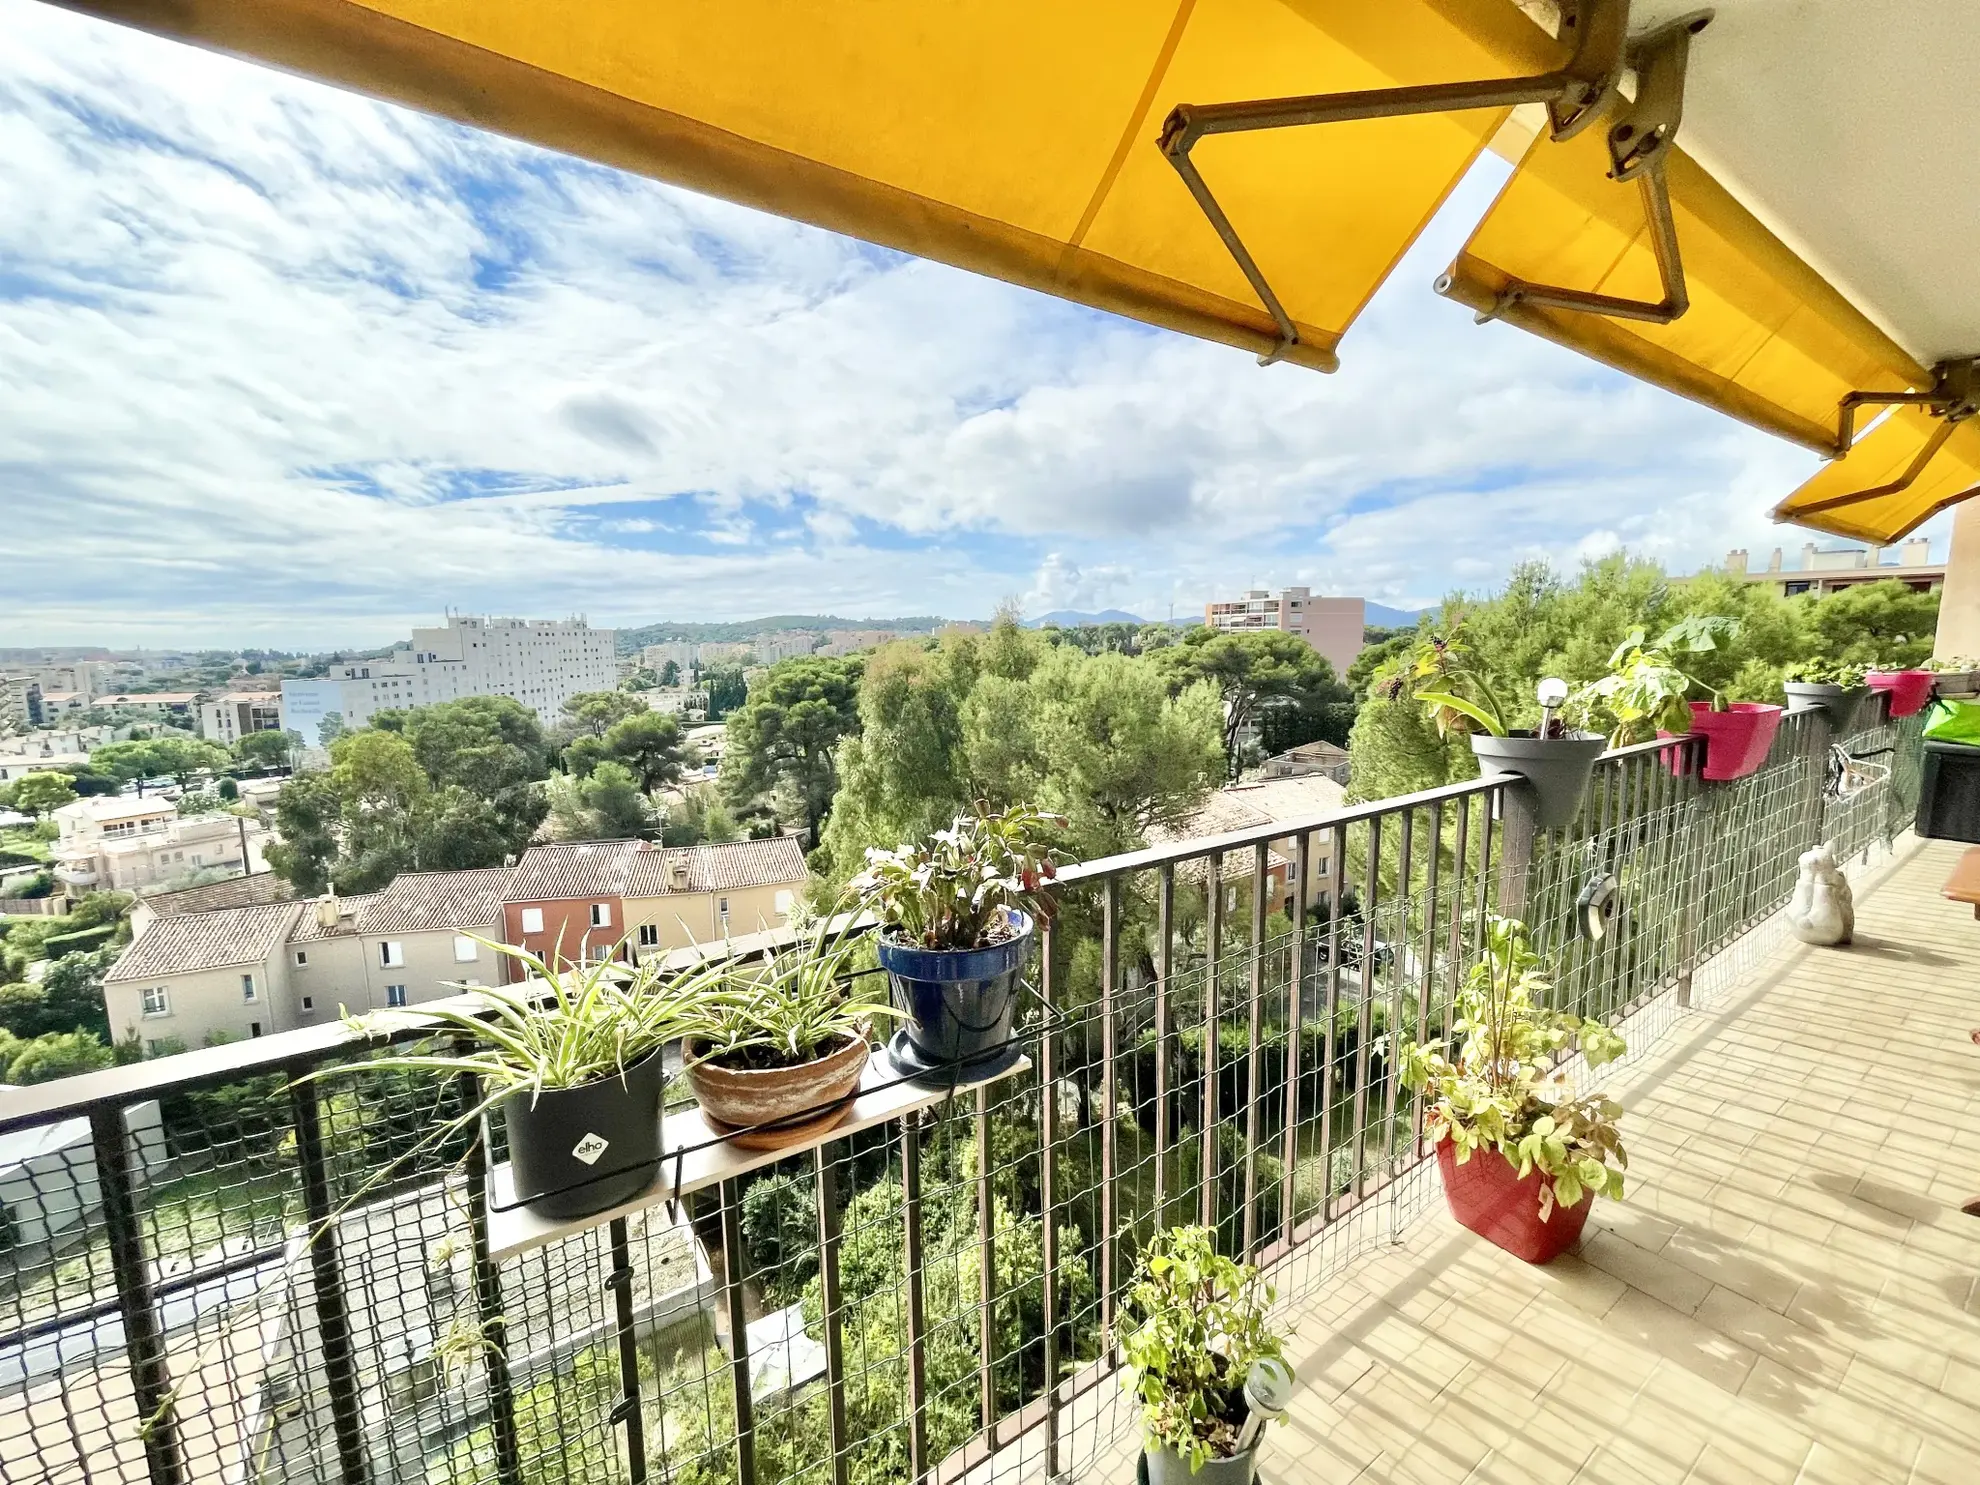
[0,1,1945,651]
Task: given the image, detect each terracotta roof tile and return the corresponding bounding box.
[626,836,807,896]
[503,839,653,903]
[107,902,304,982]
[140,872,292,918]
[357,868,509,935]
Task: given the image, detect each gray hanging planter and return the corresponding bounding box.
[1783,682,1871,732]
[1470,732,1606,831]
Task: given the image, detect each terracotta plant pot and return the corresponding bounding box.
[1867,669,1934,718]
[1660,701,1783,781]
[686,1033,870,1151]
[1436,1138,1593,1265]
[503,1049,665,1220]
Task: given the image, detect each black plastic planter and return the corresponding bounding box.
[1783,682,1872,732]
[1470,732,1606,831]
[876,909,1033,1076]
[502,1049,665,1219]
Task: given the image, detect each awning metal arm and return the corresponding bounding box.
[1794,357,1980,518]
[1158,0,1634,366]
[1441,12,1711,329]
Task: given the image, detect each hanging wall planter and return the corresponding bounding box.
[1866,669,1934,718]
[1469,732,1606,830]
[1661,700,1783,781]
[1784,682,1872,732]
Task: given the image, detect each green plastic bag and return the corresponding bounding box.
[1922,698,1980,745]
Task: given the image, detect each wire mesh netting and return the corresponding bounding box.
[0,702,1927,1485]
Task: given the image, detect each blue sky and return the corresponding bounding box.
[0,2,1927,651]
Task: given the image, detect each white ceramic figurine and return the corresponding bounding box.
[1786,842,1854,946]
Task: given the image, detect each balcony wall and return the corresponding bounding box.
[0,700,1937,1485]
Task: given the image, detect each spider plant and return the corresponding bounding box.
[672,920,898,1071]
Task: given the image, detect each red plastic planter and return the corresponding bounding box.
[1659,701,1783,781]
[1436,1138,1593,1264]
[1867,669,1934,718]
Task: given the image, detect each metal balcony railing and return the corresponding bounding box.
[0,701,1926,1485]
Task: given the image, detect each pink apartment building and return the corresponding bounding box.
[1203,587,1364,676]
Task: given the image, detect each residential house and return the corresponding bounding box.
[128,871,293,938]
[1147,773,1349,918]
[50,795,267,897]
[103,900,302,1051]
[92,692,205,719]
[0,751,93,786]
[0,674,42,731]
[1255,739,1352,787]
[1723,539,1945,598]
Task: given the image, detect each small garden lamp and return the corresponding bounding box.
[1536,676,1569,737]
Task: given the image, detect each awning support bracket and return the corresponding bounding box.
[1158,0,1634,366]
[1793,357,1980,518]
[1157,0,1710,367]
[1441,12,1711,329]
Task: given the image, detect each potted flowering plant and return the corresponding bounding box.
[1407,623,1604,829]
[672,921,898,1150]
[1782,659,1873,730]
[1400,916,1628,1263]
[1119,1225,1292,1484]
[849,805,1063,1075]
[1576,616,1780,781]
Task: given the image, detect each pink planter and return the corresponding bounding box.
[1436,1138,1593,1265]
[1867,670,1934,718]
[1659,701,1783,781]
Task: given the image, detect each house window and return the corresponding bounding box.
[145,1038,169,1057]
[637,923,659,949]
[380,941,405,968]
[301,996,314,1011]
[774,890,794,915]
[385,984,408,1008]
[294,950,308,967]
[241,974,258,1003]
[717,896,731,930]
[590,902,612,929]
[453,935,478,963]
[141,986,170,1017]
[249,1022,263,1037]
[521,907,544,934]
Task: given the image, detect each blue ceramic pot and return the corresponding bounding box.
[876,909,1034,1068]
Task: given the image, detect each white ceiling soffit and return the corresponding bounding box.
[1627,0,1980,367]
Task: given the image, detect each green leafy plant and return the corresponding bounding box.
[1923,655,1978,674]
[1118,1225,1288,1472]
[847,804,1065,951]
[1782,658,1870,687]
[1399,916,1628,1220]
[1573,615,1742,747]
[1401,621,1509,737]
[671,921,897,1070]
[332,937,701,1101]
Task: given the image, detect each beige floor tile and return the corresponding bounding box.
[1581,1232,1716,1315]
[1693,1284,1849,1386]
[1604,1290,1758,1395]
[1662,1227,1804,1313]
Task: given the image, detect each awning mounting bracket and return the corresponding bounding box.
[1157,0,1706,367]
[1792,357,1980,519]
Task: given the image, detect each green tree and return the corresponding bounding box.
[659,659,682,687]
[266,771,342,895]
[7,771,76,819]
[661,784,742,847]
[702,665,749,719]
[0,1028,114,1083]
[600,711,687,793]
[720,655,863,840]
[1153,628,1349,776]
[546,760,654,841]
[0,946,115,1040]
[235,728,303,771]
[559,690,648,739]
[1793,579,1940,667]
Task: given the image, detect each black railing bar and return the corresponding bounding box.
[901,1115,930,1482]
[1038,917,1061,1481]
[1241,841,1268,1258]
[288,1077,371,1485]
[1053,775,1502,885]
[1154,862,1174,1222]
[816,1148,852,1485]
[1199,849,1222,1231]
[1279,830,1310,1250]
[1099,874,1120,1339]
[719,1177,757,1485]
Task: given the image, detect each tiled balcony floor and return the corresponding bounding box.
[1111,836,1980,1485]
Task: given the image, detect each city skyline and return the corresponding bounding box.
[0,1,1946,651]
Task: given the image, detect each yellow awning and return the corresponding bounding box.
[72,0,1566,373]
[1440,121,1927,455]
[1773,409,1980,546]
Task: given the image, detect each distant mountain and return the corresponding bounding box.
[1024,609,1148,629]
[1365,602,1434,629]
[615,615,951,653]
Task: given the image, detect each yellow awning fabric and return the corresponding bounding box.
[1772,410,1980,546]
[69,0,1566,372]
[1440,121,1927,455]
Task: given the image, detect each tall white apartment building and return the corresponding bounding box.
[1204,587,1365,677]
[282,615,617,743]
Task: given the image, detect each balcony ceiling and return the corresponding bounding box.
[1631,0,1980,366]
